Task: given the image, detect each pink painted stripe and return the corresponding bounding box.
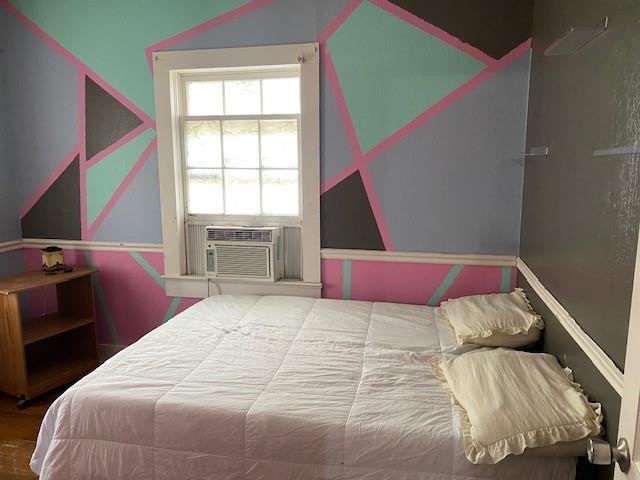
[78,70,89,240]
[86,123,150,167]
[359,166,394,251]
[0,1,154,128]
[317,0,362,43]
[369,0,496,66]
[144,0,273,72]
[87,138,158,238]
[358,37,532,164]
[322,48,363,160]
[19,147,79,218]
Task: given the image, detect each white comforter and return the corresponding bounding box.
[32,295,575,479]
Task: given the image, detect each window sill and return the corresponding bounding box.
[163,274,322,299]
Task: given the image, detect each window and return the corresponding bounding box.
[182,70,301,218]
[154,43,320,296]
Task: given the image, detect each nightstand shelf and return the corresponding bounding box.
[0,267,99,407]
[26,348,97,399]
[22,313,94,345]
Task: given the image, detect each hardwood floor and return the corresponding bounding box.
[0,389,63,480]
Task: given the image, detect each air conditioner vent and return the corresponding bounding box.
[215,245,270,278]
[206,228,273,243]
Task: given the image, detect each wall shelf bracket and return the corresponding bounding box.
[545,17,608,56]
[512,146,549,159]
[593,141,640,157]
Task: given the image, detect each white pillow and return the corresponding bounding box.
[441,288,544,347]
[432,349,602,464]
[435,308,481,355]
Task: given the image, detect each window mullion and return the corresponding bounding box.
[258,118,263,215]
[259,79,264,114]
[258,79,264,215]
[221,80,228,216]
[219,120,226,215]
[221,81,227,115]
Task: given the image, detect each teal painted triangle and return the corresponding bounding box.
[327,1,486,153]
[9,0,252,116]
[86,129,155,226]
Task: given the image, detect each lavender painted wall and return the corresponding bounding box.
[0,11,21,244]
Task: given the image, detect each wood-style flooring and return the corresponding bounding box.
[0,389,62,480]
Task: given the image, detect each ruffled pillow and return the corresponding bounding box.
[432,348,602,464]
[441,289,544,347]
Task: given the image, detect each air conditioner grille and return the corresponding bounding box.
[207,228,273,242]
[215,245,270,278]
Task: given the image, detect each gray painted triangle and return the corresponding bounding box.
[21,156,81,240]
[85,76,143,161]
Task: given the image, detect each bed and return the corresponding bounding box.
[31,295,576,479]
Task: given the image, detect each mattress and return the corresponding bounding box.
[31,295,576,479]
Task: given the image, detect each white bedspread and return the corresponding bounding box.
[31,295,575,479]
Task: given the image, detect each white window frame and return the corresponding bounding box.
[153,43,320,296]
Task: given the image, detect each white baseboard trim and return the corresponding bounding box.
[321,248,516,267]
[0,240,23,254]
[516,257,624,396]
[98,344,126,362]
[22,238,164,253]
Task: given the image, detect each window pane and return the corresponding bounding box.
[185,121,222,168]
[224,80,260,114]
[187,81,223,116]
[262,169,298,215]
[260,120,298,168]
[187,169,223,214]
[222,120,259,168]
[262,77,300,114]
[225,169,260,215]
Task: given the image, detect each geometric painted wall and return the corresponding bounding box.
[319,0,532,253]
[3,0,532,254]
[1,0,532,344]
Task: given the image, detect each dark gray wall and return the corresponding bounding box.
[521,0,640,371]
[521,276,620,480]
[521,2,639,478]
[0,11,21,243]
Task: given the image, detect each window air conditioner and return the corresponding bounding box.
[204,226,283,282]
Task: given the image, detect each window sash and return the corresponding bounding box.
[180,115,301,218]
[180,70,302,219]
[182,73,301,118]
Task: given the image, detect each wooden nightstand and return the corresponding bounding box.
[0,267,99,408]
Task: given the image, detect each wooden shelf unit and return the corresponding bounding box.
[0,267,99,405]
